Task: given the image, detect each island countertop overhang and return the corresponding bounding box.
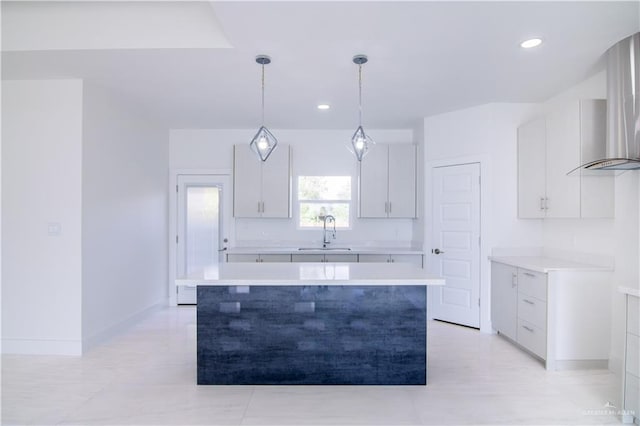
[177,262,445,286]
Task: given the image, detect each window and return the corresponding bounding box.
[298,176,351,228]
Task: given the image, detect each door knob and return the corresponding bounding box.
[433,248,445,255]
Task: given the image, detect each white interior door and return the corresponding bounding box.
[176,175,229,304]
[430,163,481,328]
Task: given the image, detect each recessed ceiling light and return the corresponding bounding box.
[317,104,330,110]
[520,38,543,49]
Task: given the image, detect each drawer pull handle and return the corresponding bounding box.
[522,325,534,333]
[523,299,535,305]
[523,272,536,278]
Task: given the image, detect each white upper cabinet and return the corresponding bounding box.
[545,102,581,218]
[517,100,613,219]
[517,118,547,219]
[233,144,291,218]
[359,144,416,218]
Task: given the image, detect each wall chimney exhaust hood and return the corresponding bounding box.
[573,32,640,172]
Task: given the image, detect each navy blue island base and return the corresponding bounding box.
[197,285,427,385]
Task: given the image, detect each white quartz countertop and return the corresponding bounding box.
[488,256,613,273]
[619,286,640,298]
[177,262,444,286]
[226,247,424,255]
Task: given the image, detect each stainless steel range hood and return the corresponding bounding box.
[578,32,640,171]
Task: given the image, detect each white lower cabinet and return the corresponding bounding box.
[226,254,292,263]
[226,252,423,265]
[177,284,197,304]
[291,253,358,263]
[358,254,423,267]
[491,260,610,370]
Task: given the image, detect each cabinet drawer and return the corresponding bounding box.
[518,294,547,330]
[517,318,546,359]
[517,269,547,301]
[628,296,639,337]
[627,332,639,378]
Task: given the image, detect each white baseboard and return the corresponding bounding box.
[82,299,166,352]
[2,338,82,356]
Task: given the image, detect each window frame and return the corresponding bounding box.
[295,175,353,230]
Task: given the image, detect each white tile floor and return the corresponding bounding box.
[1,306,623,425]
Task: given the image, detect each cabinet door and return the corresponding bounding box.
[579,100,614,218]
[260,254,291,262]
[358,254,391,263]
[324,254,358,262]
[390,254,423,268]
[517,119,546,219]
[490,262,518,341]
[359,145,389,218]
[226,254,260,263]
[261,145,291,218]
[545,103,581,218]
[388,145,417,218]
[233,145,262,218]
[291,254,324,262]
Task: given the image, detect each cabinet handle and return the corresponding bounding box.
[523,272,536,278]
[540,197,545,211]
[261,201,265,213]
[391,258,395,263]
[523,299,535,305]
[384,202,388,214]
[521,325,534,333]
[512,273,517,287]
[257,202,261,213]
[389,202,392,214]
[544,197,549,211]
[255,258,259,263]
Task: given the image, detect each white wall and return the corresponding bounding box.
[423,102,543,332]
[2,80,84,355]
[81,83,168,350]
[170,128,417,247]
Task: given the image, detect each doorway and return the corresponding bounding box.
[174,174,230,304]
[430,163,481,328]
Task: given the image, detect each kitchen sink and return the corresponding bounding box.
[297,247,351,251]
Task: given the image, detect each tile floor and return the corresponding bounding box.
[1,306,623,425]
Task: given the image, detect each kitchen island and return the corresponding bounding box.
[178,262,444,385]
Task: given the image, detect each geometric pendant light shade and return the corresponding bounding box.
[250,55,278,161]
[250,125,278,161]
[350,54,374,161]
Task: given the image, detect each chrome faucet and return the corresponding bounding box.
[322,215,336,248]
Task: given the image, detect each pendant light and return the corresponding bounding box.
[351,54,374,161]
[249,55,278,162]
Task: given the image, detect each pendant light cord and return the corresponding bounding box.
[358,64,363,126]
[261,63,265,126]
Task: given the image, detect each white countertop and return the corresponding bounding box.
[619,286,640,298]
[177,262,444,286]
[226,247,424,255]
[488,256,613,273]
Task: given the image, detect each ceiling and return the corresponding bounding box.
[2,1,639,130]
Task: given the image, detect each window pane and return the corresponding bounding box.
[300,202,349,228]
[186,186,219,274]
[298,176,351,201]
